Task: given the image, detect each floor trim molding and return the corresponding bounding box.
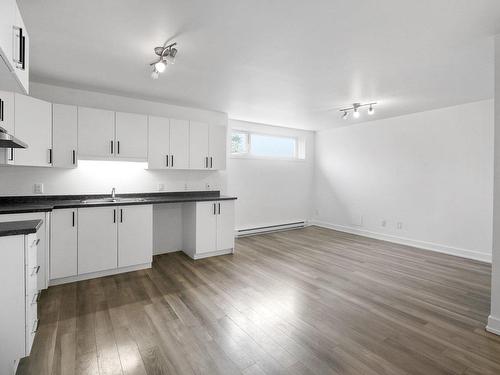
[310,220,492,263]
[487,315,500,336]
[49,263,152,286]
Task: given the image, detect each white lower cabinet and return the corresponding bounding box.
[0,233,38,375]
[78,206,118,275]
[50,204,153,282]
[50,208,77,279]
[183,200,235,259]
[118,205,152,267]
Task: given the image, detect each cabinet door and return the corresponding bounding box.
[78,106,115,159]
[209,124,227,170]
[14,94,52,166]
[118,205,153,268]
[52,104,78,168]
[12,6,29,94]
[216,200,235,251]
[0,0,15,69]
[78,207,118,274]
[0,236,25,374]
[169,118,189,169]
[189,121,209,169]
[148,115,170,169]
[0,91,14,165]
[50,209,77,279]
[196,201,217,254]
[115,112,148,160]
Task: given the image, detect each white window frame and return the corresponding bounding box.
[230,129,304,161]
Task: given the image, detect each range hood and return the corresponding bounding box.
[0,126,27,148]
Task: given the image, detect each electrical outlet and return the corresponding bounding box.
[184,183,188,190]
[33,183,44,194]
[158,183,165,191]
[381,220,387,227]
[397,222,403,230]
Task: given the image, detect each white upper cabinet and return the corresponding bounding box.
[115,112,148,160]
[0,91,14,164]
[11,6,29,93]
[189,121,209,169]
[0,0,29,94]
[78,106,115,159]
[169,118,189,169]
[13,94,52,167]
[209,124,227,170]
[52,103,78,168]
[0,0,15,71]
[148,115,170,169]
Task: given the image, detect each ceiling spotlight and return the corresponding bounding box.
[150,42,178,79]
[339,102,377,120]
[154,60,166,73]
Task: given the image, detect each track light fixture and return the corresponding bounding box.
[339,102,377,120]
[150,42,178,79]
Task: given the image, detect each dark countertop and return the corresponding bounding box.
[0,219,42,237]
[0,191,237,214]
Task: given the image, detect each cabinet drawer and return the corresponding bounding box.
[26,234,38,268]
[25,315,38,355]
[25,264,38,296]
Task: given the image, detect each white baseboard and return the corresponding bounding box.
[49,263,151,286]
[236,221,306,237]
[487,315,500,336]
[310,220,491,263]
[190,248,234,260]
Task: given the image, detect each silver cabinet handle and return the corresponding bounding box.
[110,140,114,154]
[213,203,216,215]
[31,265,40,276]
[166,155,169,167]
[218,203,221,215]
[32,319,40,334]
[210,157,213,169]
[31,292,41,305]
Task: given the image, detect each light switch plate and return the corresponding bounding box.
[158,183,165,191]
[34,183,44,194]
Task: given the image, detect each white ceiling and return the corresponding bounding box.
[18,0,500,130]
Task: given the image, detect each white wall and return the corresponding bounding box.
[226,119,315,231]
[313,100,494,262]
[488,35,500,335]
[0,82,228,195]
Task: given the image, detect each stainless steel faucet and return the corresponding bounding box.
[111,187,116,200]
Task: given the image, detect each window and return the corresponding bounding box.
[231,130,304,160]
[231,131,249,154]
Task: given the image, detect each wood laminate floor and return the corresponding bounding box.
[17,226,500,375]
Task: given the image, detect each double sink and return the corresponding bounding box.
[79,197,147,204]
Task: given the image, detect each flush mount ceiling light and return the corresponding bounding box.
[150,42,178,79]
[339,102,377,120]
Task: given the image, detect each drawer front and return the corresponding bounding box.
[25,315,38,355]
[26,263,39,297]
[26,234,38,269]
